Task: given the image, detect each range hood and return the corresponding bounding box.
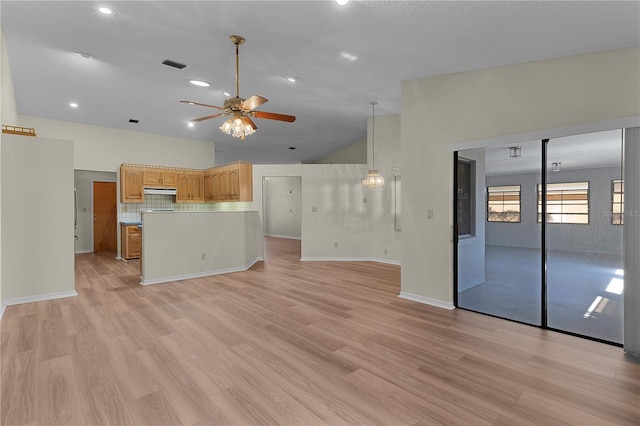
[143,187,177,195]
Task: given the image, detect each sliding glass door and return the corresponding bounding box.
[455,143,542,325]
[455,130,624,345]
[545,133,624,344]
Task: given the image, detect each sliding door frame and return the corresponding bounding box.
[454,139,623,347]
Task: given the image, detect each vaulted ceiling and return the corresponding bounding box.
[2,1,639,165]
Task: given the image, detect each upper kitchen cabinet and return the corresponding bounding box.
[120,165,143,203]
[211,161,253,202]
[176,170,204,203]
[142,169,177,188]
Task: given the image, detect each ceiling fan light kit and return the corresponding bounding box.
[182,34,295,141]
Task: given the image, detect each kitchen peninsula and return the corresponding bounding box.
[140,210,262,285]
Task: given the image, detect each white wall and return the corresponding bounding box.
[486,166,624,256]
[1,135,75,302]
[252,113,402,265]
[314,138,367,164]
[457,148,486,292]
[18,115,216,172]
[401,47,640,306]
[141,211,261,284]
[264,176,302,239]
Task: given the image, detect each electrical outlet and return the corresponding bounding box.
[334,242,338,248]
[384,248,388,254]
[427,209,434,219]
[311,206,318,212]
[363,197,367,204]
[201,253,206,260]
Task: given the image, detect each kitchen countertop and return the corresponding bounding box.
[120,221,142,226]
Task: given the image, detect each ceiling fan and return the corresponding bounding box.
[181,35,296,140]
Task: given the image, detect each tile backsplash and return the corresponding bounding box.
[119,194,253,222]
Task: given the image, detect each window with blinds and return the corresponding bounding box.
[487,185,521,222]
[537,182,589,224]
[612,179,624,225]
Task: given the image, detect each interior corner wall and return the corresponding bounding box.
[18,115,216,172]
[264,176,302,239]
[401,47,640,306]
[1,28,18,126]
[0,25,19,312]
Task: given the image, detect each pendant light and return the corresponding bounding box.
[362,101,384,188]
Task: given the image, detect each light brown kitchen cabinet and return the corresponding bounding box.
[121,225,141,259]
[120,165,143,203]
[214,161,253,201]
[142,169,177,188]
[203,170,215,202]
[176,171,204,203]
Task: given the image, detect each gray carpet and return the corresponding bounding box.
[458,245,623,344]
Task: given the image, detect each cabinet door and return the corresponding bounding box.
[228,168,240,200]
[214,171,230,201]
[203,173,215,202]
[142,170,162,187]
[129,232,141,258]
[176,173,191,202]
[121,167,143,203]
[161,172,178,188]
[190,173,203,202]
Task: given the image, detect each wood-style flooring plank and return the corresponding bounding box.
[0,238,638,425]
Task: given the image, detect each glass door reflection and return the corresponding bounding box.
[545,131,624,344]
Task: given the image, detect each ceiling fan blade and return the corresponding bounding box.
[252,110,296,123]
[245,116,258,130]
[180,100,225,110]
[241,95,268,111]
[192,113,229,122]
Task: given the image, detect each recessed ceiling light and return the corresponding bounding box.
[284,75,299,83]
[98,7,113,15]
[188,122,195,128]
[223,91,231,97]
[340,52,358,61]
[189,80,210,87]
[69,102,78,108]
[336,0,350,5]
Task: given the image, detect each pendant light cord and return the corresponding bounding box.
[371,101,377,169]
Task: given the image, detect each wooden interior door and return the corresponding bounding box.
[94,181,117,252]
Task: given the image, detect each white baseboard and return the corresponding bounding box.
[74,249,93,254]
[264,234,301,240]
[3,290,79,307]
[141,257,264,285]
[398,291,455,310]
[0,304,5,321]
[300,256,401,266]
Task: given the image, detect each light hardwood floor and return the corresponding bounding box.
[1,237,638,425]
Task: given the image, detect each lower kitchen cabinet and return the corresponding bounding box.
[121,225,141,259]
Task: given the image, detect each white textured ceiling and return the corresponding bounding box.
[2,1,639,165]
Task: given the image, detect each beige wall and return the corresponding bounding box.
[141,211,261,284]
[19,115,216,172]
[1,135,75,302]
[401,47,640,305]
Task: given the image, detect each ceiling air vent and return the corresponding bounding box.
[129,119,139,124]
[162,59,188,69]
